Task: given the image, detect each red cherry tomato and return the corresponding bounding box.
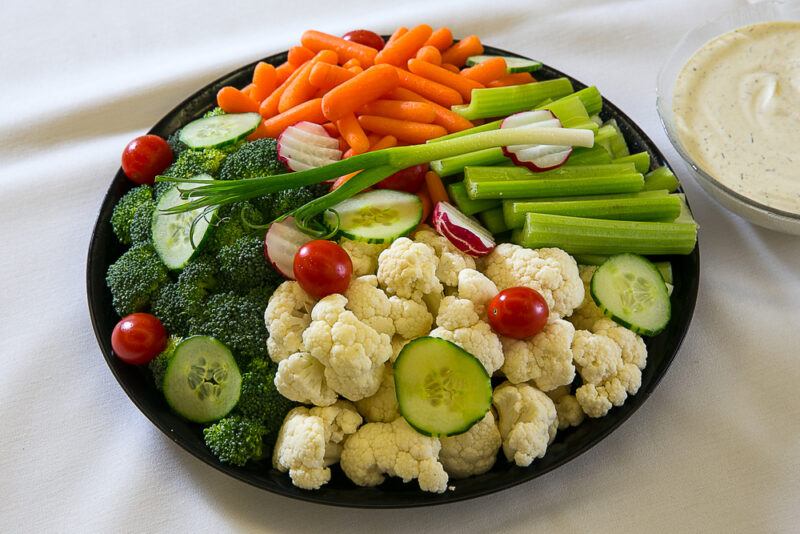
[111,313,168,365]
[293,240,353,299]
[487,287,549,339]
[121,135,173,185]
[342,30,385,51]
[375,164,429,193]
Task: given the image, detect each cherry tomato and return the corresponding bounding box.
[293,240,353,298]
[121,135,173,185]
[111,313,168,365]
[487,287,549,339]
[375,164,429,193]
[342,30,385,51]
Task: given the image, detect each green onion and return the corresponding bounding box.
[447,182,500,215]
[431,147,508,177]
[613,151,651,174]
[518,213,697,255]
[452,79,574,120]
[644,166,679,192]
[479,207,509,234]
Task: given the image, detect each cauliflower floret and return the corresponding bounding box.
[377,237,443,301]
[483,243,583,319]
[457,269,498,315]
[434,295,479,330]
[344,275,395,337]
[264,281,316,362]
[492,382,558,467]
[591,318,647,369]
[412,225,476,287]
[547,385,585,429]
[354,363,399,423]
[340,417,448,493]
[439,411,502,479]
[430,296,504,374]
[388,296,433,339]
[568,265,606,330]
[273,401,362,490]
[340,238,388,276]
[500,319,576,391]
[302,294,392,401]
[275,352,338,407]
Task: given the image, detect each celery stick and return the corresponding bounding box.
[453,79,574,120]
[673,193,697,225]
[601,119,630,157]
[500,195,681,227]
[538,87,603,117]
[613,152,651,174]
[656,261,673,284]
[466,173,644,200]
[644,166,680,192]
[574,254,609,266]
[479,208,509,234]
[518,213,697,255]
[465,163,637,183]
[447,182,500,215]
[590,114,603,126]
[539,94,589,128]
[566,146,613,166]
[431,147,508,177]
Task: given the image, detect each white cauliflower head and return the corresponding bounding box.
[264,281,316,362]
[354,363,399,423]
[302,294,393,401]
[547,385,585,429]
[340,238,388,276]
[344,275,395,337]
[340,417,448,493]
[430,297,504,375]
[275,351,338,407]
[492,382,558,467]
[439,411,502,479]
[377,237,443,300]
[483,244,583,319]
[272,401,363,490]
[412,225,476,287]
[500,319,576,391]
[388,295,433,339]
[457,269,498,315]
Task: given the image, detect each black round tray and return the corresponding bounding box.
[87,43,700,508]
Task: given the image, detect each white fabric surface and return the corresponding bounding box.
[2,0,799,532]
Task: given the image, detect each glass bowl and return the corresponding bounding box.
[656,1,800,235]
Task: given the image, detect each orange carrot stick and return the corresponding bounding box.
[440,63,460,73]
[342,58,361,70]
[375,24,433,66]
[424,27,453,51]
[261,98,325,138]
[441,35,484,67]
[417,187,433,222]
[357,115,447,144]
[424,170,450,204]
[460,57,507,85]
[407,58,483,101]
[260,63,308,118]
[217,86,260,113]
[251,62,277,102]
[415,45,442,65]
[336,113,370,155]
[321,64,400,122]
[370,134,397,151]
[275,62,296,85]
[288,46,315,66]
[321,122,339,137]
[487,72,537,87]
[358,100,437,123]
[278,50,338,113]
[383,87,474,132]
[386,27,408,44]
[308,62,356,92]
[301,30,378,66]
[392,67,463,108]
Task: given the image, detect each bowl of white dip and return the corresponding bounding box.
[657,2,800,235]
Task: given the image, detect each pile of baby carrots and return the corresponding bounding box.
[215,24,537,157]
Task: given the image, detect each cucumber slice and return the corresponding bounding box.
[323,189,422,244]
[152,178,218,270]
[179,112,261,149]
[394,337,492,437]
[465,55,542,73]
[163,336,242,423]
[590,254,671,336]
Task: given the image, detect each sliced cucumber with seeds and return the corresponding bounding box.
[465,55,542,73]
[323,189,422,244]
[394,337,492,437]
[179,112,261,149]
[152,178,218,270]
[590,254,671,336]
[163,336,242,423]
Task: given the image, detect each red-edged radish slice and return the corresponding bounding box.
[432,202,495,257]
[264,216,313,279]
[500,110,572,172]
[277,121,342,173]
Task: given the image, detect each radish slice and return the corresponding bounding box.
[264,217,313,279]
[500,111,572,172]
[432,202,495,257]
[277,121,342,173]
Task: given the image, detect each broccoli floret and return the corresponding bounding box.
[163,147,228,180]
[153,181,175,202]
[270,184,329,220]
[192,292,268,366]
[210,202,265,250]
[106,244,169,316]
[236,358,295,445]
[167,131,188,158]
[218,138,287,181]
[217,236,281,294]
[129,200,155,245]
[111,186,153,245]
[150,283,192,335]
[203,415,267,466]
[151,256,218,335]
[203,107,227,118]
[149,335,182,390]
[177,255,218,302]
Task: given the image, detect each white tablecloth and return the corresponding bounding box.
[2,0,799,531]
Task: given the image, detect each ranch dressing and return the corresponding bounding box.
[672,21,800,214]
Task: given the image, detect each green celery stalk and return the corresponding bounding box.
[539,87,603,117]
[644,166,680,192]
[673,193,697,225]
[479,207,509,234]
[600,119,630,157]
[453,79,574,120]
[499,195,681,227]
[465,163,637,183]
[518,213,697,255]
[465,173,644,200]
[447,182,500,215]
[613,152,651,174]
[539,94,589,128]
[431,147,508,177]
[656,261,673,284]
[566,146,613,166]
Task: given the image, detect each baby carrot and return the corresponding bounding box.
[424,27,453,51]
[250,62,277,102]
[393,67,463,108]
[342,58,361,70]
[246,120,271,141]
[322,122,339,137]
[441,35,484,67]
[358,100,437,123]
[383,87,474,133]
[241,84,255,98]
[387,27,408,44]
[487,72,536,87]
[308,62,356,92]
[415,45,442,65]
[440,63,460,74]
[279,50,338,113]
[275,62,296,84]
[347,65,363,74]
[370,134,397,151]
[375,24,433,66]
[217,86,260,113]
[261,63,308,118]
[460,57,507,85]
[261,98,325,138]
[417,187,433,222]
[407,58,483,101]
[424,170,450,205]
[288,46,315,66]
[321,64,400,122]
[301,30,377,67]
[357,115,447,144]
[337,113,370,155]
